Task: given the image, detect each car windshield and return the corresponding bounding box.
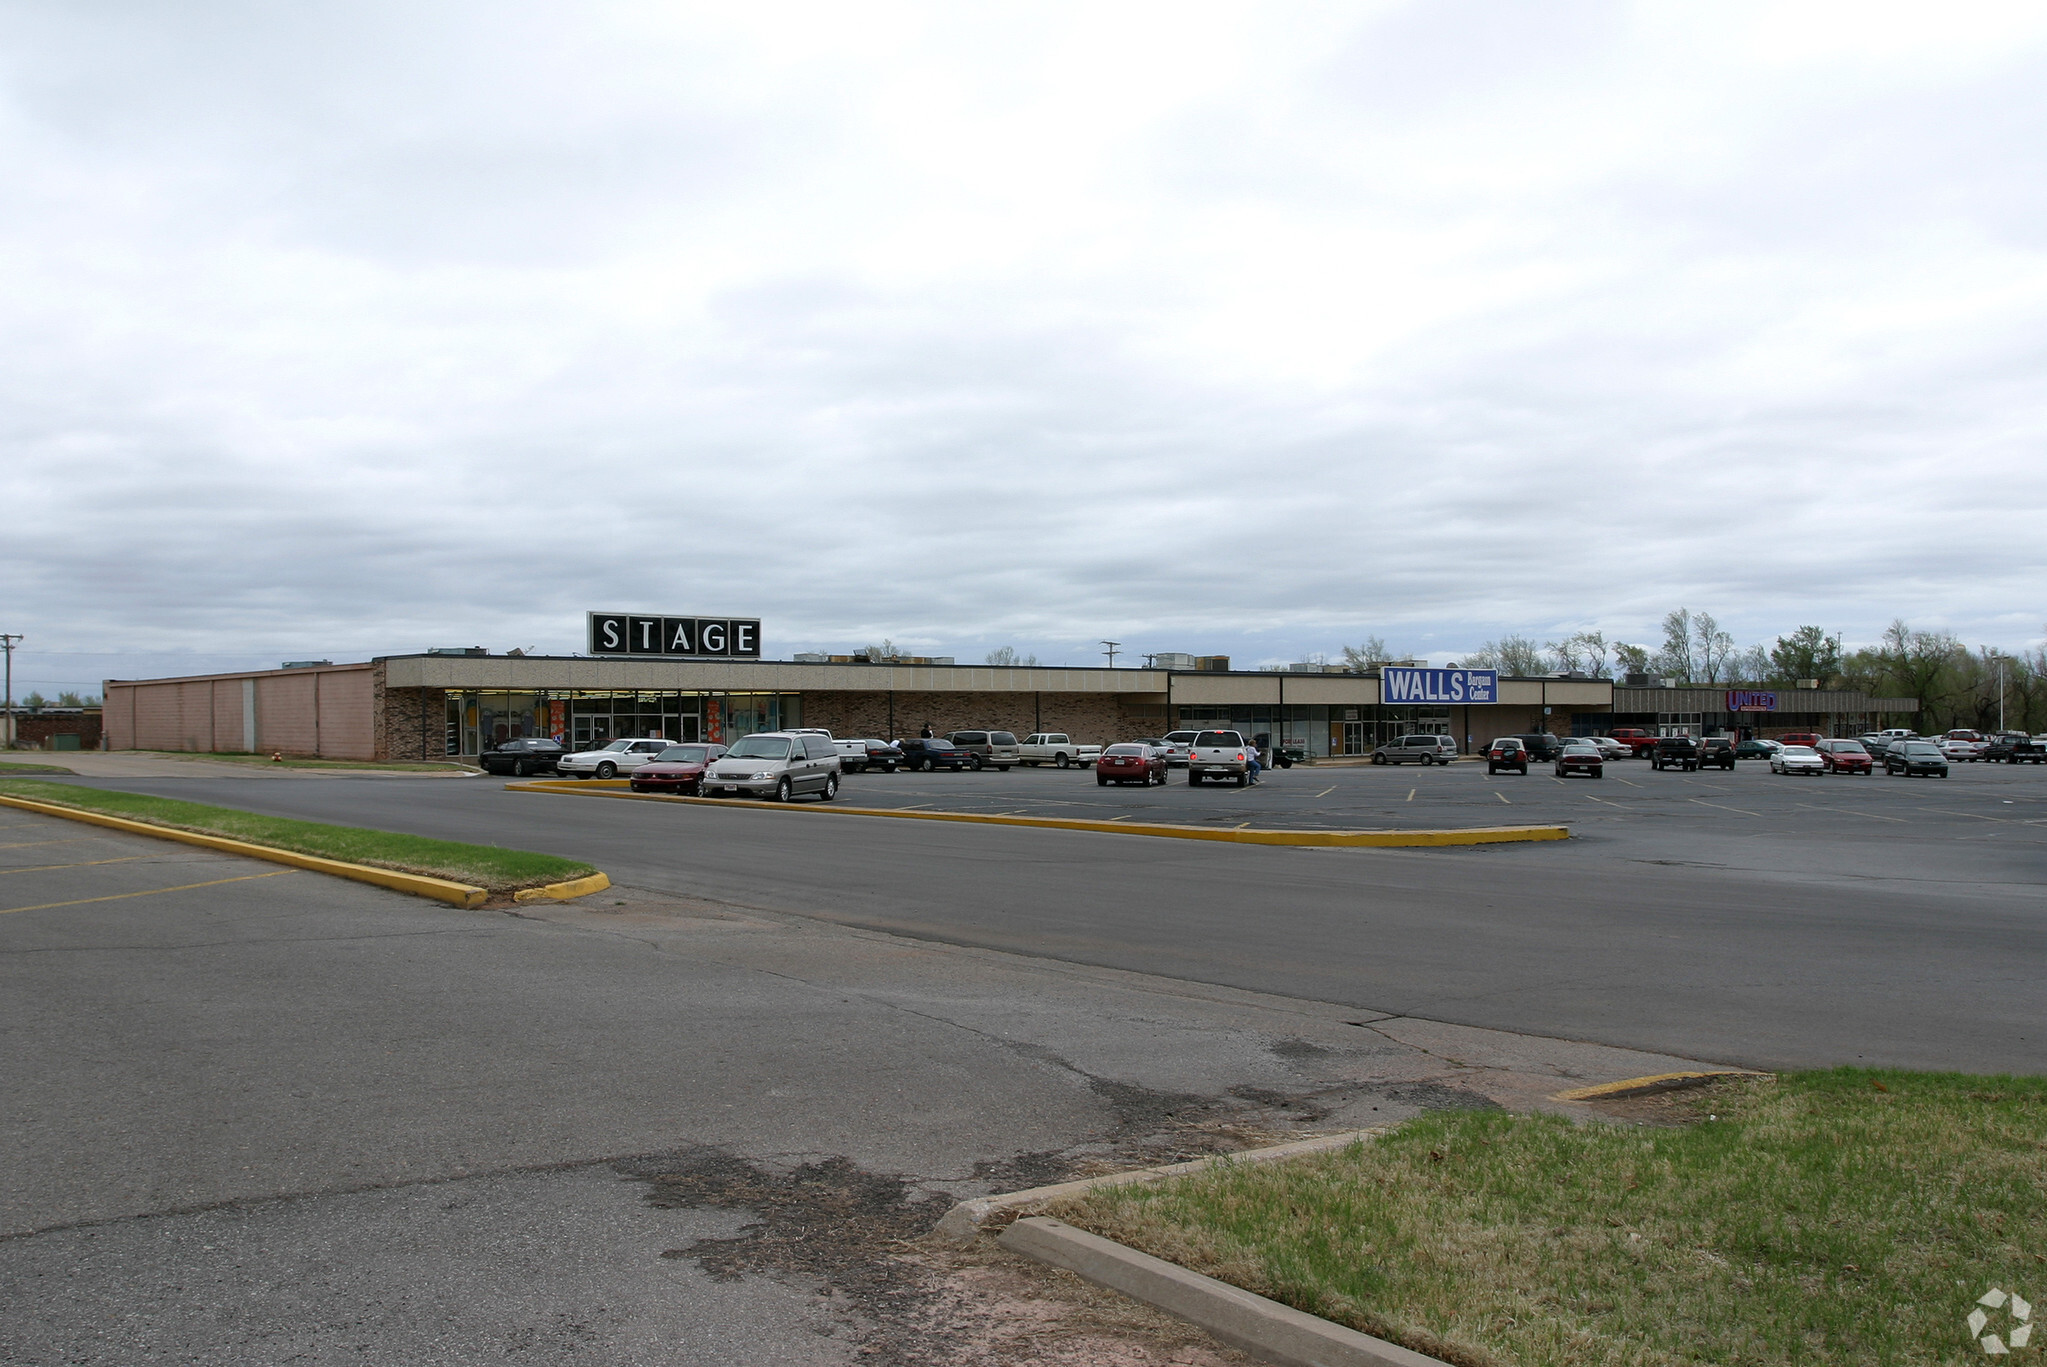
[725,736,793,760]
[1563,740,1598,750]
[1903,743,1941,755]
[655,746,709,763]
[1831,742,1867,753]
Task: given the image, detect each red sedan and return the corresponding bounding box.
[628,743,729,794]
[1097,743,1167,786]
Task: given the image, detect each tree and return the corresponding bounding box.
[1548,630,1612,678]
[862,640,903,662]
[985,646,1039,667]
[1729,644,1770,683]
[22,691,46,711]
[1768,626,1843,685]
[1654,609,1697,681]
[55,691,84,707]
[1614,642,1652,677]
[1695,612,1736,684]
[1876,620,1965,732]
[1340,636,1393,672]
[1460,635,1546,676]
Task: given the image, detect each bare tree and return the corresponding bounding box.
[1340,636,1393,672]
[1462,635,1545,676]
[1696,611,1736,683]
[1548,630,1612,678]
[1655,609,1697,681]
[985,646,1039,666]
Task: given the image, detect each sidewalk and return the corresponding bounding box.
[2,751,477,780]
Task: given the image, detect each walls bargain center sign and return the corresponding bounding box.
[1381,667,1499,704]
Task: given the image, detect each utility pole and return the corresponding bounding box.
[1998,655,2006,733]
[1100,640,1121,669]
[1,635,18,750]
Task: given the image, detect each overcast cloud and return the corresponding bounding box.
[4,1,2045,693]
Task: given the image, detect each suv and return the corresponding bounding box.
[946,730,1021,770]
[1696,737,1736,770]
[702,731,842,801]
[1650,736,1701,771]
[1512,733,1563,762]
[1485,737,1530,775]
[1371,735,1458,766]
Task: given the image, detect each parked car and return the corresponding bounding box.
[558,737,676,779]
[1696,737,1737,770]
[1813,739,1873,774]
[701,731,842,801]
[1371,734,1459,766]
[1649,736,1701,772]
[947,730,1021,770]
[629,743,730,794]
[1937,737,1981,764]
[1605,726,1658,757]
[1187,730,1252,786]
[1984,733,2047,764]
[1945,728,1988,745]
[1885,740,1950,778]
[1486,737,1530,775]
[1554,739,1603,779]
[480,737,568,776]
[833,738,903,773]
[1158,731,1198,767]
[1775,732,1823,750]
[1769,745,1825,776]
[1020,733,1102,768]
[1734,738,1782,760]
[896,737,971,772]
[1583,736,1628,760]
[1096,743,1167,786]
[1512,733,1564,762]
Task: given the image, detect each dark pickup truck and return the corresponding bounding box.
[1649,736,1701,771]
[1985,734,2047,764]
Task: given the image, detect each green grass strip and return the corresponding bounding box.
[0,761,77,774]
[0,780,595,893]
[1053,1069,2047,1367]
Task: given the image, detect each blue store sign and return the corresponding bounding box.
[1381,667,1499,704]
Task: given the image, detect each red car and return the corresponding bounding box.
[1097,743,1167,786]
[628,743,729,794]
[1775,732,1822,749]
[1606,726,1657,757]
[1553,740,1604,779]
[1814,739,1873,774]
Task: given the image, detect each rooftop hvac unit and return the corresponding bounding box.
[427,647,488,657]
[281,660,332,669]
[1195,655,1230,672]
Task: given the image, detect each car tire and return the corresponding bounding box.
[1517,764,1528,775]
[774,776,793,802]
[1097,776,1109,786]
[969,756,983,771]
[821,774,838,801]
[595,761,617,780]
[1371,753,1386,765]
[1055,754,1069,769]
[1593,769,1603,778]
[997,765,1011,772]
[885,762,898,773]
[1238,773,1249,786]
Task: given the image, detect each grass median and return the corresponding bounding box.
[1051,1069,2047,1366]
[0,761,77,774]
[0,780,595,892]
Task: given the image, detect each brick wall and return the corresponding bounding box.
[107,666,375,759]
[375,682,445,762]
[12,711,102,749]
[797,690,1148,746]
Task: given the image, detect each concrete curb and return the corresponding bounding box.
[934,1128,1384,1241]
[1551,1068,1766,1102]
[0,792,493,908]
[511,871,613,904]
[1000,1217,1448,1367]
[504,781,1569,848]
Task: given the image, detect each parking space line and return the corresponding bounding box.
[1920,808,2015,824]
[1,856,151,876]
[1586,796,1633,809]
[1689,798,1760,816]
[1612,776,1640,786]
[1406,789,1415,802]
[1315,787,1336,798]
[2,869,297,915]
[1795,803,1906,823]
[0,837,98,851]
[1495,792,1512,804]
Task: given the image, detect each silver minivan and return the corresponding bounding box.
[1370,734,1459,766]
[702,731,842,801]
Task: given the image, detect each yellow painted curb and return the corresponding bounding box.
[0,792,490,908]
[504,780,1569,847]
[1551,1070,1767,1102]
[512,871,613,904]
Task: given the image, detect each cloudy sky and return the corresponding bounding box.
[4,1,2045,694]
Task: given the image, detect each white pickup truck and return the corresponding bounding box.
[1186,729,1253,786]
[1019,733,1102,768]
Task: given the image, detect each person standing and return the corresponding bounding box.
[919,721,934,739]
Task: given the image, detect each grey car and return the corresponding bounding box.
[946,730,1021,770]
[1371,734,1458,766]
[702,731,843,801]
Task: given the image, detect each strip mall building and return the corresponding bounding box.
[103,617,1918,762]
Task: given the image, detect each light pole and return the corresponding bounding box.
[1100,640,1121,669]
[1,634,18,750]
[1998,655,2006,733]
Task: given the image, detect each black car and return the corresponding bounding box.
[1886,741,1949,777]
[1984,733,2047,764]
[1650,736,1701,771]
[896,737,970,772]
[480,737,567,776]
[1511,733,1564,762]
[1696,737,1736,770]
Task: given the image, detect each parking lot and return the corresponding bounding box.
[777,752,2047,847]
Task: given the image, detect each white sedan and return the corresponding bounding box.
[1585,736,1629,760]
[1769,744,1826,776]
[556,737,675,779]
[1938,737,1981,763]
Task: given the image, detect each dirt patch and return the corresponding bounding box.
[1571,1074,1744,1127]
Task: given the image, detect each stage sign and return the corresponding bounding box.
[1727,690,1779,712]
[588,613,761,658]
[1381,667,1499,705]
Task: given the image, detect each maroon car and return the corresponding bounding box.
[1814,739,1873,774]
[1096,743,1166,786]
[628,743,729,794]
